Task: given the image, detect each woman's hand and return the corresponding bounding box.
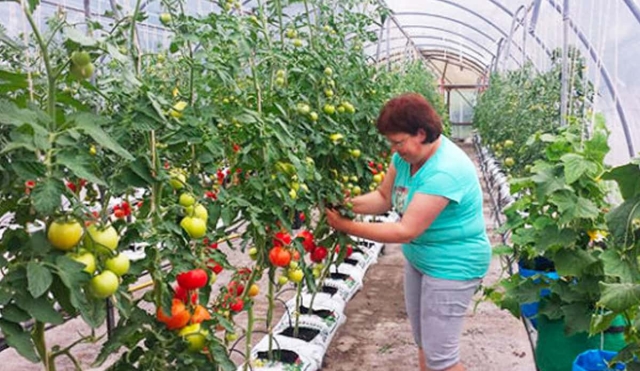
[325,207,349,232]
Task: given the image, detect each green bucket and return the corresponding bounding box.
[535,315,626,371]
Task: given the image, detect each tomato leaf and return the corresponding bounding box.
[0,285,12,306]
[54,256,95,324]
[57,151,106,186]
[49,275,77,316]
[0,99,48,136]
[71,112,135,161]
[14,291,64,325]
[1,304,31,323]
[31,178,64,216]
[64,26,97,47]
[81,297,108,329]
[0,319,39,362]
[207,337,236,371]
[26,261,52,298]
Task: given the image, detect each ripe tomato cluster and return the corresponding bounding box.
[157,269,213,352]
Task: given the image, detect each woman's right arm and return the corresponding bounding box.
[348,163,396,215]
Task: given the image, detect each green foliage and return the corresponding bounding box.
[0,0,442,368]
[473,48,593,177]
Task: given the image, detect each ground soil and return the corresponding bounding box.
[0,141,538,370]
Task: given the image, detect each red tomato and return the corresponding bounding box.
[297,230,315,253]
[157,299,191,330]
[229,297,244,312]
[335,244,354,258]
[291,250,301,261]
[273,231,292,247]
[211,262,223,274]
[191,305,211,324]
[269,246,291,267]
[299,212,306,222]
[227,281,244,296]
[311,246,328,263]
[177,269,208,290]
[114,208,126,218]
[174,285,198,305]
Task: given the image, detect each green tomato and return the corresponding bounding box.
[285,29,297,38]
[504,157,515,167]
[323,104,335,115]
[194,204,208,221]
[352,186,362,196]
[70,62,95,80]
[71,51,91,66]
[350,149,361,158]
[309,112,318,121]
[48,219,84,251]
[293,38,303,47]
[179,323,208,352]
[89,270,119,299]
[160,13,172,25]
[105,253,130,276]
[324,67,333,76]
[180,216,207,238]
[277,276,289,285]
[169,171,186,190]
[85,224,120,251]
[296,103,311,115]
[179,193,196,207]
[288,268,304,283]
[69,251,96,274]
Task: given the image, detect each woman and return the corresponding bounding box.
[326,92,491,371]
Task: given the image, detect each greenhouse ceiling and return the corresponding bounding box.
[2,0,640,163]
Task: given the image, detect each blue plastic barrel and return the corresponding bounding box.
[572,350,625,371]
[518,261,559,328]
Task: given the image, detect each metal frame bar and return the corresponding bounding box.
[378,35,493,64]
[623,0,640,24]
[381,45,489,74]
[385,25,523,67]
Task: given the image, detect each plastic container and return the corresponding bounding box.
[572,350,625,371]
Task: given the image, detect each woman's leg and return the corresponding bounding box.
[419,275,480,371]
[404,262,426,370]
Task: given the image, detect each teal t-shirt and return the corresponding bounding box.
[392,136,491,280]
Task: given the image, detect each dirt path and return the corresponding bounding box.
[0,141,537,370]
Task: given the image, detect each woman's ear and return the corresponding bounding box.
[417,128,427,141]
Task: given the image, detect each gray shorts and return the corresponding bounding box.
[404,261,480,371]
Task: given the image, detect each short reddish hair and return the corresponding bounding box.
[376,93,442,143]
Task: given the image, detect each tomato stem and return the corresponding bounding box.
[129,0,143,74]
[32,321,54,371]
[243,305,254,371]
[293,278,303,338]
[302,0,315,51]
[272,0,284,50]
[266,266,275,359]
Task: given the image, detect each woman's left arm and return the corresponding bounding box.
[326,193,449,243]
